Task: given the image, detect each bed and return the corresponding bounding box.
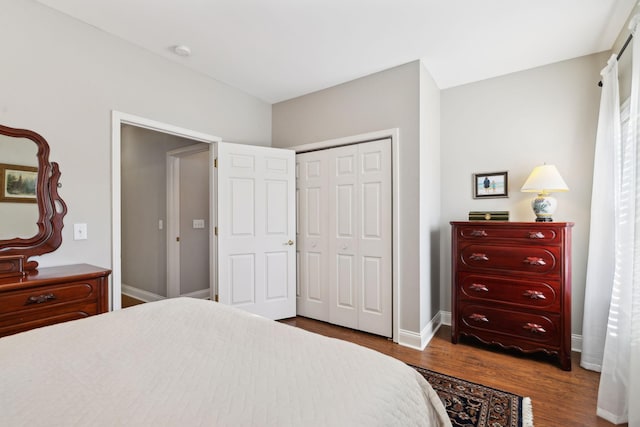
[0,297,451,426]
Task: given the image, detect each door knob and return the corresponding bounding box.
[286,240,294,246]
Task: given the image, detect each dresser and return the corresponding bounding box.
[0,264,110,338]
[450,221,573,370]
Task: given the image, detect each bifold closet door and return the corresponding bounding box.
[296,139,391,337]
[329,140,391,337]
[296,150,330,320]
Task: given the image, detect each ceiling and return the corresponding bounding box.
[37,0,636,104]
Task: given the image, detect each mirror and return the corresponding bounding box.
[0,124,67,271]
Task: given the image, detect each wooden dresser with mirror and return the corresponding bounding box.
[0,124,110,338]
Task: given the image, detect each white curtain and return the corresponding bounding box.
[581,53,620,371]
[583,15,640,426]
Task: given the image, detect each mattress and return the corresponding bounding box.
[0,297,451,426]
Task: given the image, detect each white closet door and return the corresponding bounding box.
[357,140,392,337]
[296,150,330,319]
[329,139,392,337]
[329,145,360,330]
[296,139,391,337]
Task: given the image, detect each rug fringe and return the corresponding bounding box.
[522,397,534,427]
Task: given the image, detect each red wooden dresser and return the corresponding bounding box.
[450,221,573,370]
[0,264,110,338]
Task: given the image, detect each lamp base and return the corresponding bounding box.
[531,194,557,223]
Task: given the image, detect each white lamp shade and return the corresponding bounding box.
[520,164,569,194]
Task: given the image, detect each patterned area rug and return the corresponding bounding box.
[411,365,534,427]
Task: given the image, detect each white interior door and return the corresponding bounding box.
[216,142,296,319]
[296,150,330,319]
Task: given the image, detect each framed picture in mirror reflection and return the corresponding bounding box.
[0,163,37,203]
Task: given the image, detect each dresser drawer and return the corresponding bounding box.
[458,273,561,311]
[458,244,560,275]
[459,304,560,346]
[0,303,96,337]
[456,225,561,243]
[0,280,99,315]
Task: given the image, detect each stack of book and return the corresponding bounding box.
[468,211,509,221]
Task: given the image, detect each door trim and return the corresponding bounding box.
[111,111,221,310]
[289,128,400,343]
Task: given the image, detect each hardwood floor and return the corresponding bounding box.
[280,316,626,427]
[121,294,145,308]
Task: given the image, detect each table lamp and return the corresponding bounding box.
[520,164,569,222]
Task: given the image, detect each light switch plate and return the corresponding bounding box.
[192,219,205,229]
[73,223,88,240]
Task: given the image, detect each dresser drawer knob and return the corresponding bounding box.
[470,283,489,292]
[469,313,489,323]
[25,293,57,305]
[528,231,546,239]
[470,230,488,237]
[523,256,546,266]
[523,290,546,300]
[523,323,546,334]
[469,253,489,261]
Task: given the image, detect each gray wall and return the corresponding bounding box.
[419,63,441,330]
[121,125,203,297]
[179,150,210,295]
[273,60,440,336]
[0,0,271,273]
[440,52,608,336]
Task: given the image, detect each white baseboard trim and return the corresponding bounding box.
[398,311,444,350]
[121,284,165,303]
[180,289,210,299]
[571,334,582,353]
[122,284,210,303]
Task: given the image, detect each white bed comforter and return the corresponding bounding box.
[0,297,450,426]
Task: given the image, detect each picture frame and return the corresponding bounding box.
[473,171,508,199]
[0,163,38,203]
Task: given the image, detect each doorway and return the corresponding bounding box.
[111,111,220,310]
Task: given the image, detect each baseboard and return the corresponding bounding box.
[571,334,582,353]
[180,289,210,299]
[121,284,209,303]
[121,284,165,303]
[398,311,444,350]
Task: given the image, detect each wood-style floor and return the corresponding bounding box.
[121,296,623,427]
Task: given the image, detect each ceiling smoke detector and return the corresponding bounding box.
[173,45,191,57]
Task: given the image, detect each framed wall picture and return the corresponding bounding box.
[473,171,508,199]
[0,163,38,203]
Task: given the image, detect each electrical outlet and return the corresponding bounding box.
[73,223,88,240]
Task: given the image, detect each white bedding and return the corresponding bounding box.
[0,297,450,426]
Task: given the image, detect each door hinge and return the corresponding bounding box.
[214,226,218,236]
[214,158,218,168]
[176,236,180,242]
[214,294,219,302]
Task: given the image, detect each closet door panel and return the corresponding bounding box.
[295,151,330,320]
[329,145,359,329]
[357,140,392,337]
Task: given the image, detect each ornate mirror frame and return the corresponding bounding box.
[0,124,67,272]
